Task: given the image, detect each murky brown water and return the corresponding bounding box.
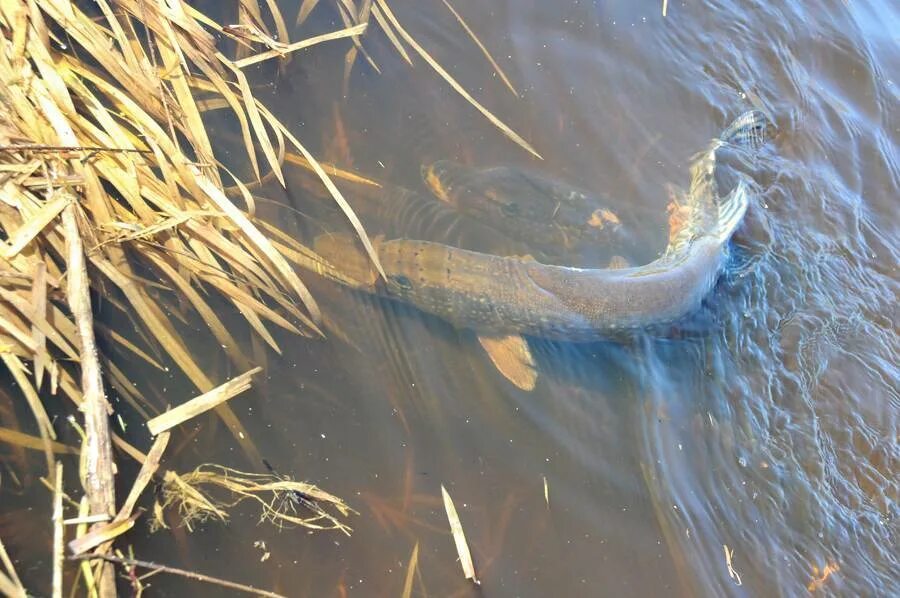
[4,1,897,596]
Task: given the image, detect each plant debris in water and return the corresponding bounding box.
[153,465,354,534]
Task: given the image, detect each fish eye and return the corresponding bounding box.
[501,202,521,217]
[389,274,413,290]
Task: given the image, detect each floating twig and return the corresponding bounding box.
[69,554,286,598]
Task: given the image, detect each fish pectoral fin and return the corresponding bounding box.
[607,255,631,269]
[477,334,537,391]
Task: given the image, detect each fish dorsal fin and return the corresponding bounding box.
[477,334,537,391]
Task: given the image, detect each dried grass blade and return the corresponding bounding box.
[296,0,321,26]
[440,0,518,96]
[0,426,78,455]
[118,432,169,519]
[30,262,47,387]
[282,151,381,186]
[401,541,419,598]
[440,484,479,585]
[219,57,285,187]
[95,325,165,371]
[72,497,97,594]
[147,367,262,436]
[67,511,142,556]
[0,534,25,598]
[1,193,69,258]
[92,258,262,464]
[370,4,411,64]
[145,253,253,371]
[261,0,290,51]
[258,106,386,279]
[233,23,367,69]
[1,354,55,474]
[192,60,261,182]
[374,0,540,159]
[0,309,38,353]
[0,288,79,359]
[193,172,323,326]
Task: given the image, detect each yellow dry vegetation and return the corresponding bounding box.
[0,1,538,594]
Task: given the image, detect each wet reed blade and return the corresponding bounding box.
[234,22,368,69]
[1,354,55,475]
[440,485,479,585]
[400,541,419,598]
[439,0,518,96]
[374,0,541,159]
[297,0,323,26]
[0,426,78,455]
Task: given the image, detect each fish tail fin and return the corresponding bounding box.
[716,179,751,241]
[720,110,775,153]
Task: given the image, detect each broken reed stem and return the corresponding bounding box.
[62,203,116,598]
[69,554,286,598]
[146,367,262,436]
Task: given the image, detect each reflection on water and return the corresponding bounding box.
[7,1,894,596]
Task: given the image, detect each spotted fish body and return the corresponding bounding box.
[375,111,773,340]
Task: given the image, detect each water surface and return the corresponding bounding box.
[7,1,896,596]
[174,1,900,595]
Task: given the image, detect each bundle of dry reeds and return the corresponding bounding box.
[0,1,373,594]
[0,0,535,594]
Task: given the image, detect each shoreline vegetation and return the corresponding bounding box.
[0,1,531,595]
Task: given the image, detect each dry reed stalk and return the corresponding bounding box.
[61,202,116,597]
